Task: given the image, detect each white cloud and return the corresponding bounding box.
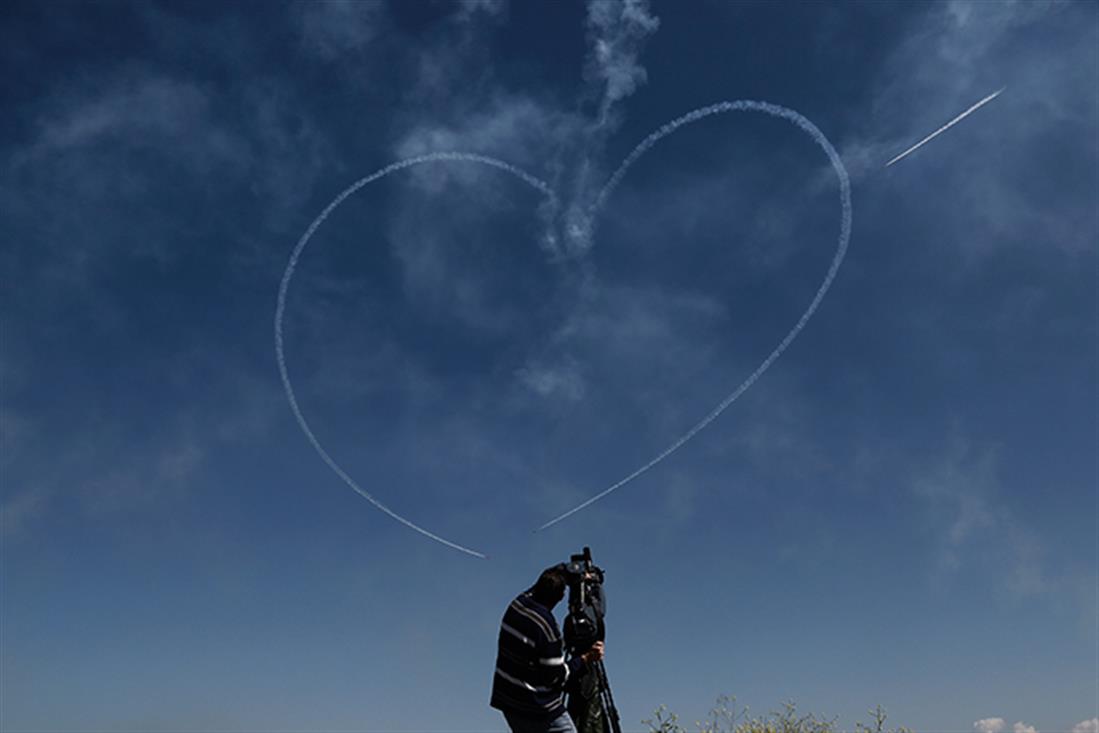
[6,63,335,296]
[1012,722,1037,733]
[0,427,207,534]
[0,485,52,540]
[395,94,574,178]
[516,358,586,402]
[156,441,204,484]
[0,353,289,541]
[239,79,335,211]
[542,282,732,439]
[974,718,1006,733]
[297,0,384,60]
[454,0,507,22]
[16,73,241,177]
[912,434,1048,594]
[387,22,580,265]
[661,471,696,524]
[0,407,34,469]
[387,87,579,333]
[728,384,833,480]
[584,0,660,125]
[78,435,206,520]
[1072,719,1099,733]
[4,72,237,288]
[35,77,203,150]
[386,218,525,335]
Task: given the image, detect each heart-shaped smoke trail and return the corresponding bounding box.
[276,104,851,558]
[277,1,850,558]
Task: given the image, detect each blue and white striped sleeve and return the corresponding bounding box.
[537,637,587,689]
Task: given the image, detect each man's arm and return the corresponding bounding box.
[537,637,583,690]
[538,640,605,690]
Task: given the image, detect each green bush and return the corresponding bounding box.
[642,695,912,733]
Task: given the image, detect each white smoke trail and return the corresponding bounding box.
[585,0,661,128]
[535,101,852,532]
[276,152,555,560]
[541,0,660,260]
[885,87,1005,167]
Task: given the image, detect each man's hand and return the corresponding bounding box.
[580,641,605,665]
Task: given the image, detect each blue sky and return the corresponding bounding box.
[1,1,1096,731]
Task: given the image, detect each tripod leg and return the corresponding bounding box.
[570,665,604,733]
[593,661,622,733]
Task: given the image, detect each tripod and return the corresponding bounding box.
[565,648,621,733]
[562,547,622,733]
[590,658,622,733]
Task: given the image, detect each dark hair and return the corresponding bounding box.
[531,564,567,607]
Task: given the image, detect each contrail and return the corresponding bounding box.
[885,87,1005,167]
[535,100,852,533]
[276,152,556,560]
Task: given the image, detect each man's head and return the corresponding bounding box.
[530,563,568,609]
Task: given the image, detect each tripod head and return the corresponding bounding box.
[561,546,606,654]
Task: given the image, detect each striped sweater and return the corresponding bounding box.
[489,591,587,718]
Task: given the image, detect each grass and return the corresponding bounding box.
[641,695,913,733]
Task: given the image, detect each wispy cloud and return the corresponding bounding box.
[396,94,575,178]
[974,718,1007,733]
[516,357,586,403]
[912,433,1049,595]
[0,484,52,540]
[0,339,286,541]
[5,61,336,296]
[25,75,220,157]
[12,71,248,196]
[454,0,508,23]
[296,0,385,61]
[0,428,205,538]
[1072,719,1099,733]
[380,8,585,330]
[583,0,661,129]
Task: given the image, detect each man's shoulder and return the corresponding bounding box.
[514,591,553,616]
[507,592,560,637]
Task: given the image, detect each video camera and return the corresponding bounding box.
[561,546,606,654]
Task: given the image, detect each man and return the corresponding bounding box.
[490,564,606,733]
